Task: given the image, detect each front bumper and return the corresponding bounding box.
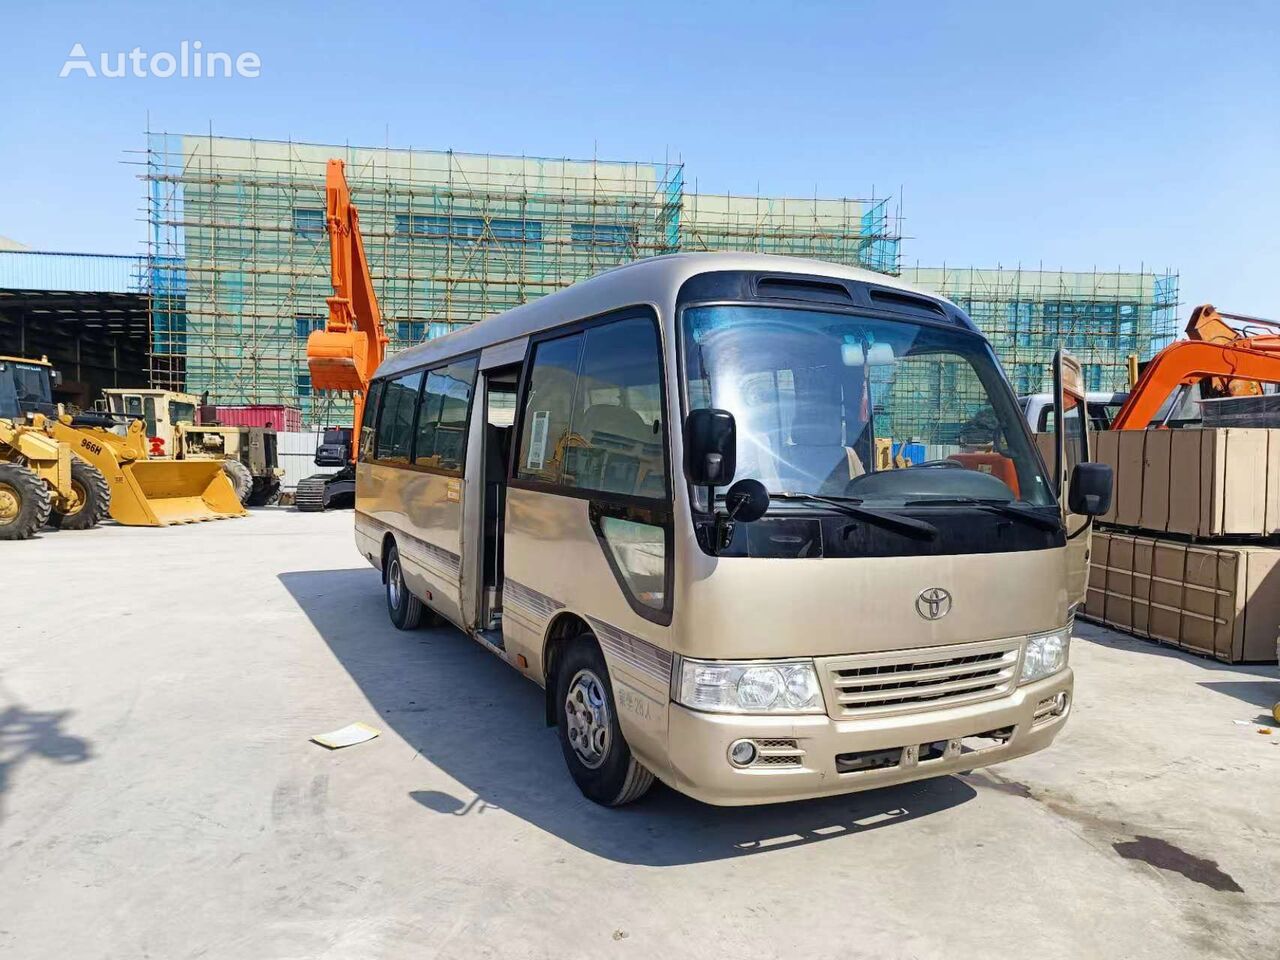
[664,669,1073,806]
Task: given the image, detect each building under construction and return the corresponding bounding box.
[140,131,1176,423]
[144,133,901,421]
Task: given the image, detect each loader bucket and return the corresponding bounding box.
[107,459,247,526]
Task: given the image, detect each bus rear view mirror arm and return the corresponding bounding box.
[1068,461,1113,516]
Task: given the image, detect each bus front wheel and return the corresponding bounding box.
[554,633,654,806]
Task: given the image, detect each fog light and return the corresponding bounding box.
[728,739,758,767]
[1053,692,1069,715]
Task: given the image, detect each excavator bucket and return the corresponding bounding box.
[105,459,246,526]
[40,415,247,526]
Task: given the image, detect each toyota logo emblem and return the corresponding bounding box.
[916,587,952,620]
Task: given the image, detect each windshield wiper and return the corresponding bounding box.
[905,497,1063,532]
[769,492,938,541]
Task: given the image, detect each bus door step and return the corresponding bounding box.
[476,628,506,651]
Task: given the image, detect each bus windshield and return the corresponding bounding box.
[682,303,1054,508]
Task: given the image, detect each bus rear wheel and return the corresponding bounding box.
[384,543,424,630]
[555,633,654,806]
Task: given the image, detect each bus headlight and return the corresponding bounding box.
[674,658,826,714]
[1021,626,1071,684]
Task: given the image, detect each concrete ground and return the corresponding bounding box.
[2,509,1277,960]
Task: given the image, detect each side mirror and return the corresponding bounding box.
[1068,461,1113,516]
[683,408,737,488]
[50,369,63,389]
[724,478,770,523]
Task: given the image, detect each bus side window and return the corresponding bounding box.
[375,371,422,464]
[516,333,585,484]
[565,316,668,499]
[359,380,384,462]
[415,358,479,472]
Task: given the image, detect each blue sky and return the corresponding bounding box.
[2,0,1277,321]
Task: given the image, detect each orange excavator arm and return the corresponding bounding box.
[305,159,389,460]
[1110,303,1280,430]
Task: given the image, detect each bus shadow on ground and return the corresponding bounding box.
[280,568,976,866]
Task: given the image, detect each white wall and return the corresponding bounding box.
[277,430,338,490]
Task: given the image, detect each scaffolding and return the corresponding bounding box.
[143,133,684,420]
[682,192,901,274]
[142,132,1171,439]
[881,265,1180,442]
[141,132,902,420]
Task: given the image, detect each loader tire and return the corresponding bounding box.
[221,459,254,505]
[0,463,52,541]
[247,476,281,507]
[48,457,110,531]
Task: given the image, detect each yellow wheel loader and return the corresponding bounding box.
[38,412,246,526]
[100,389,284,506]
[0,356,111,539]
[2,356,244,528]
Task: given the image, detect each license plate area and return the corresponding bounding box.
[834,725,1015,775]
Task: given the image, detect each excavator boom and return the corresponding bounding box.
[305,159,388,460]
[1111,302,1280,430]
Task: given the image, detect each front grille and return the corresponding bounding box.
[820,638,1022,719]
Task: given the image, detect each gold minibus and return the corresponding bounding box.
[352,253,1110,806]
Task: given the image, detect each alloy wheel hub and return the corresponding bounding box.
[564,668,611,769]
[388,558,402,609]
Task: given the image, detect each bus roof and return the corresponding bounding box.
[376,252,959,380]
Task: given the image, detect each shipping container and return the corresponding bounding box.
[213,405,303,432]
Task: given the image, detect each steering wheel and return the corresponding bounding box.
[897,458,965,470]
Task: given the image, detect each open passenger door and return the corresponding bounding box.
[1052,350,1091,610]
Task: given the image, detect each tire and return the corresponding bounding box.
[221,458,253,505]
[247,477,281,507]
[48,457,110,530]
[555,633,655,806]
[384,543,424,630]
[0,463,52,541]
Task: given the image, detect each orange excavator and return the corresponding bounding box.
[1110,304,1280,430]
[295,159,390,511]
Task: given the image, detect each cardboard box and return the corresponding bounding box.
[1180,546,1225,657]
[1094,431,1121,525]
[1115,432,1146,527]
[1167,430,1203,536]
[1088,529,1110,591]
[1200,429,1273,538]
[1140,430,1172,533]
[1092,428,1280,538]
[1104,534,1136,630]
[1033,432,1056,474]
[1148,540,1186,646]
[1130,537,1155,638]
[1082,530,1109,620]
[1215,546,1280,662]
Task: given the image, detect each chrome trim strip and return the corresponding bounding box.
[588,615,673,687]
[503,578,564,622]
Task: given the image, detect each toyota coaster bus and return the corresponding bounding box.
[352,252,1111,806]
